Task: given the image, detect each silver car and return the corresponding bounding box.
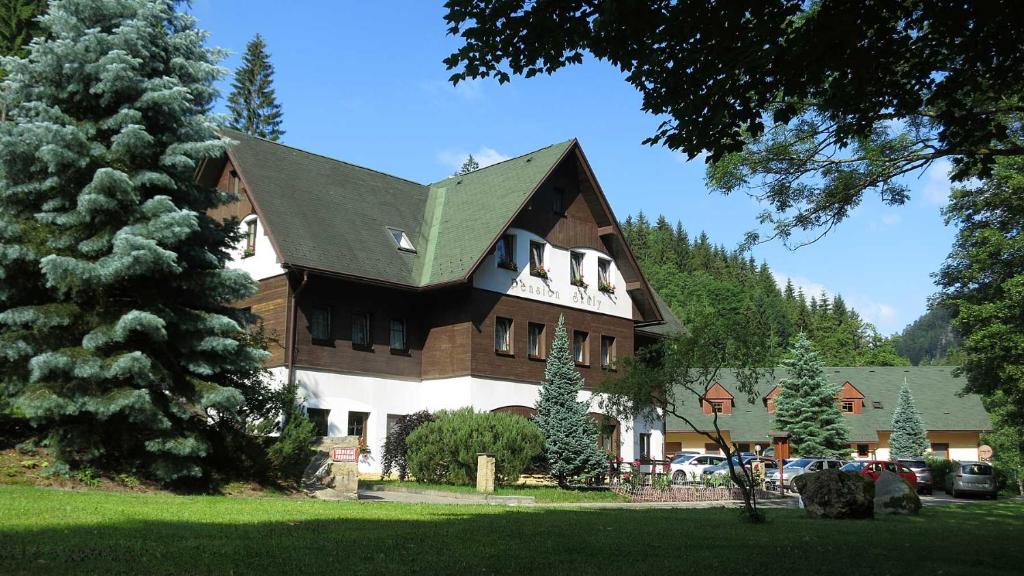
[946,462,998,499]
[898,459,934,495]
[765,458,844,492]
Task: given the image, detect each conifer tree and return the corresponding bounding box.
[534,315,608,487]
[889,380,929,458]
[226,33,284,141]
[775,334,850,457]
[456,153,479,175]
[0,0,266,482]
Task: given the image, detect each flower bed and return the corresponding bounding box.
[612,484,782,503]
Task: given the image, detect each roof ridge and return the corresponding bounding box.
[429,138,576,186]
[218,127,428,189]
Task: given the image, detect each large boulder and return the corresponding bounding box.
[874,470,922,515]
[794,470,875,519]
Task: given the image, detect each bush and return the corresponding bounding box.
[381,410,434,481]
[266,412,318,482]
[406,408,543,486]
[926,457,959,491]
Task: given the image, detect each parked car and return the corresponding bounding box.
[703,456,778,480]
[945,462,998,499]
[841,460,918,489]
[765,457,845,492]
[670,453,726,483]
[898,459,934,495]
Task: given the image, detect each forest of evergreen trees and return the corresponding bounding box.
[621,213,909,367]
[894,306,962,366]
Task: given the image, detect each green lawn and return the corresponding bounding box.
[1,486,1022,575]
[359,479,629,503]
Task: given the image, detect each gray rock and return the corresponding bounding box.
[794,469,875,519]
[874,470,922,515]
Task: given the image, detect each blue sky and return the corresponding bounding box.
[190,0,956,335]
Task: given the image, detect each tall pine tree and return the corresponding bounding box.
[534,315,607,487]
[226,33,284,141]
[774,334,850,457]
[456,153,479,175]
[889,380,929,458]
[0,0,266,482]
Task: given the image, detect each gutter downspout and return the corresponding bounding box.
[286,270,309,412]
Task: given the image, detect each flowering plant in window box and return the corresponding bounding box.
[357,436,370,456]
[531,266,550,279]
[242,247,255,258]
[571,277,588,289]
[598,281,615,294]
[498,260,517,271]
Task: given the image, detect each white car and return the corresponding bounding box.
[670,453,726,483]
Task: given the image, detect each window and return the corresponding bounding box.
[711,401,724,414]
[389,319,407,352]
[496,234,516,270]
[386,414,402,434]
[600,335,616,369]
[529,241,546,277]
[230,171,241,194]
[243,218,257,257]
[931,443,950,460]
[841,400,855,413]
[569,251,586,287]
[387,227,416,253]
[495,317,513,355]
[639,433,652,461]
[872,401,883,409]
[857,443,869,457]
[704,443,722,455]
[352,312,372,349]
[307,408,330,437]
[528,322,545,359]
[598,258,612,291]
[552,186,566,214]
[573,330,589,365]
[310,306,332,342]
[347,411,368,439]
[736,443,751,454]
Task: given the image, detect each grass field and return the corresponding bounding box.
[1,485,1022,576]
[359,479,629,502]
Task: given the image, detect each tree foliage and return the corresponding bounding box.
[443,1,1024,244]
[621,213,907,366]
[380,410,434,481]
[774,334,850,457]
[889,381,929,459]
[0,0,266,482]
[894,306,962,366]
[226,33,284,141]
[456,153,479,175]
[534,315,607,487]
[0,0,45,60]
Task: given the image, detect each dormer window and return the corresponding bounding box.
[841,401,855,414]
[243,217,257,258]
[387,227,416,253]
[711,401,724,414]
[496,234,516,270]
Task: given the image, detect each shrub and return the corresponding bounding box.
[266,412,318,483]
[406,408,543,485]
[926,457,960,491]
[380,411,435,481]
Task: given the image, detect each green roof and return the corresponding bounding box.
[666,366,991,442]
[222,128,573,288]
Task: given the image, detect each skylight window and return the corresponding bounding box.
[387,227,416,253]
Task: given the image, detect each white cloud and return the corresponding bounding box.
[437,147,511,173]
[772,271,900,334]
[921,159,953,206]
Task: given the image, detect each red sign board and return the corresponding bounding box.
[331,447,358,463]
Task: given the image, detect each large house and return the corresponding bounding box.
[198,129,682,472]
[665,367,992,462]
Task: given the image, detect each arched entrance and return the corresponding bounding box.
[491,405,537,419]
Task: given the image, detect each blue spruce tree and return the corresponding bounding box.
[0,0,266,482]
[775,334,850,457]
[889,380,929,458]
[534,315,608,487]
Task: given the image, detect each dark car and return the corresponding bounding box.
[898,459,934,495]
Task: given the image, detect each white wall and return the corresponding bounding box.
[227,215,284,281]
[292,369,662,472]
[473,228,633,319]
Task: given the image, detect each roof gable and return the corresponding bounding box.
[837,381,865,399]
